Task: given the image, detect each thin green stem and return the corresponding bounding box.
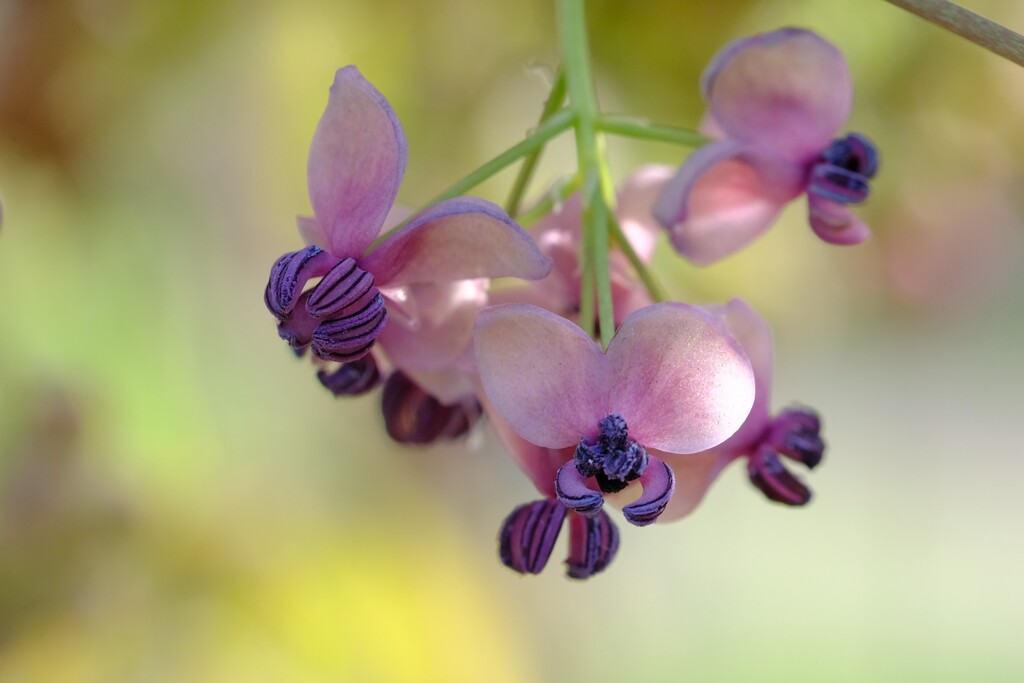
[596,115,709,148]
[883,0,1024,67]
[607,214,665,303]
[370,108,574,248]
[505,70,568,217]
[516,174,582,227]
[558,0,614,349]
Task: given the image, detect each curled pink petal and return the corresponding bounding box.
[653,140,801,265]
[365,197,552,288]
[703,28,852,162]
[474,305,608,449]
[307,66,408,258]
[555,462,604,516]
[606,302,755,454]
[808,194,871,245]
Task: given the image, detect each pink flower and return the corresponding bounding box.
[475,302,756,577]
[490,166,667,328]
[658,299,827,522]
[264,66,551,369]
[653,28,879,265]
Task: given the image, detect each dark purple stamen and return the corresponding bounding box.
[499,499,568,575]
[311,292,388,362]
[277,291,319,352]
[566,509,620,580]
[380,371,482,445]
[574,414,649,494]
[748,446,812,506]
[769,407,825,469]
[264,245,331,318]
[807,132,879,205]
[316,355,382,397]
[306,258,377,319]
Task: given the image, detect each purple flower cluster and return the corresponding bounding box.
[265,29,872,579]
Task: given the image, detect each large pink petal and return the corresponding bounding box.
[474,305,608,449]
[706,298,774,454]
[307,66,408,258]
[653,140,801,265]
[376,280,487,373]
[807,194,871,245]
[703,28,851,163]
[606,303,755,454]
[364,197,552,287]
[483,395,574,499]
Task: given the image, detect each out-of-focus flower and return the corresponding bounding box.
[264,66,550,365]
[658,299,827,522]
[475,303,755,577]
[490,166,665,330]
[653,28,879,265]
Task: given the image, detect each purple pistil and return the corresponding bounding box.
[574,414,649,494]
[807,133,878,205]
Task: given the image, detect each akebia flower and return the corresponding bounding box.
[475,302,756,577]
[657,299,828,523]
[653,28,879,265]
[264,66,551,367]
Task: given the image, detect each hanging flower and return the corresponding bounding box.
[653,28,879,265]
[264,66,551,367]
[657,298,827,522]
[475,302,755,577]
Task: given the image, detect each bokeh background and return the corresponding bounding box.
[1,0,1023,681]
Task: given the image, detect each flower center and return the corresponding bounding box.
[807,132,878,205]
[574,414,649,494]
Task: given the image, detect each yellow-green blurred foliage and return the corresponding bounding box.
[0,1,1022,681]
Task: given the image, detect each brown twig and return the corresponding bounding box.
[884,0,1024,67]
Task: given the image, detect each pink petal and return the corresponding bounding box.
[483,397,574,499]
[606,303,755,454]
[703,28,852,162]
[706,298,774,454]
[376,280,487,373]
[656,449,733,522]
[615,165,674,263]
[807,194,871,245]
[307,66,408,258]
[653,140,801,265]
[364,197,552,287]
[474,305,609,449]
[296,215,328,248]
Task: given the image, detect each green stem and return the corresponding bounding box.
[515,174,582,227]
[370,108,574,249]
[505,70,568,217]
[883,0,1024,67]
[558,0,614,349]
[596,115,709,147]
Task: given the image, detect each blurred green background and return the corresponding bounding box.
[1,0,1023,681]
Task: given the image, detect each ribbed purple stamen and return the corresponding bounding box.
[566,509,619,580]
[748,446,812,506]
[306,258,377,319]
[498,499,568,575]
[769,407,825,469]
[311,292,387,362]
[264,245,332,318]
